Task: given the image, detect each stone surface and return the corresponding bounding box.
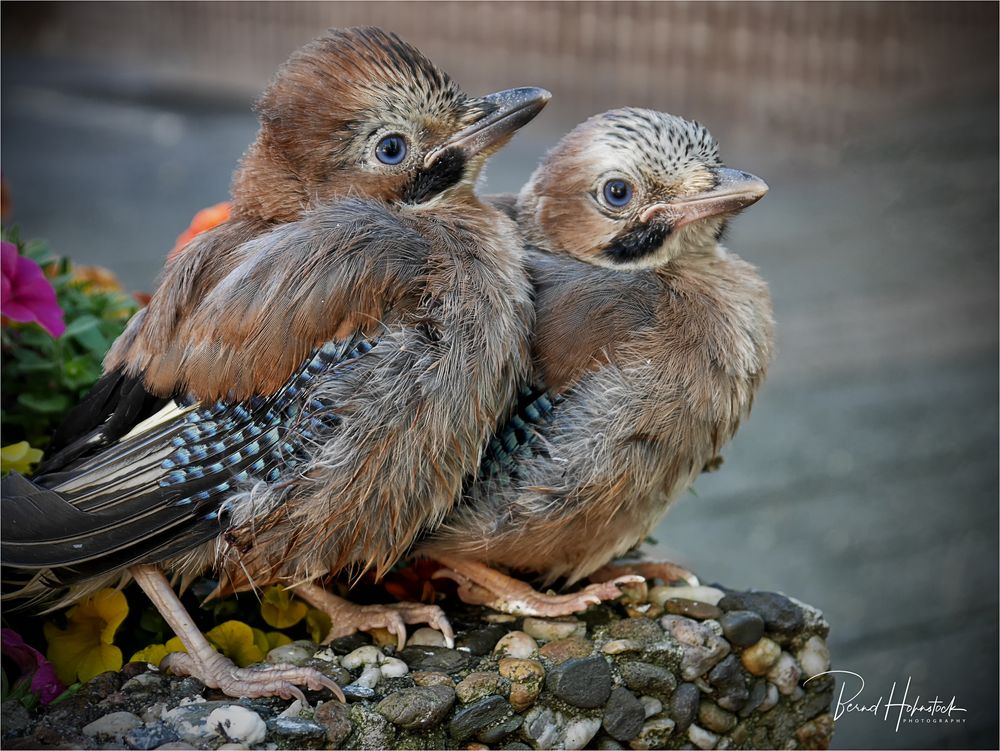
[449,695,512,742]
[663,598,723,620]
[619,661,677,697]
[539,637,594,664]
[740,636,782,676]
[492,631,538,659]
[2,583,833,750]
[602,687,646,742]
[398,645,470,673]
[522,617,585,642]
[718,592,805,635]
[82,711,143,741]
[375,685,455,730]
[456,671,501,704]
[546,656,613,708]
[314,700,353,746]
[266,716,327,748]
[718,610,765,648]
[669,682,701,732]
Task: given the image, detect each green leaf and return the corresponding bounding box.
[62,315,101,339]
[17,392,71,414]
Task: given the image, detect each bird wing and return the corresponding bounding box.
[110,198,429,401]
[3,198,428,585]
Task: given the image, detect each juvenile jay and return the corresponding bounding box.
[419,109,775,615]
[2,27,547,699]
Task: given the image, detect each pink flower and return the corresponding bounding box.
[1,628,65,705]
[1,240,65,337]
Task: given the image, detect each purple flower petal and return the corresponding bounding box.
[1,628,65,706]
[0,242,65,337]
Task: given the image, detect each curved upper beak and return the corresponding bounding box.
[424,87,551,168]
[639,167,769,228]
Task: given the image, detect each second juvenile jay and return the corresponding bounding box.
[419,109,775,615]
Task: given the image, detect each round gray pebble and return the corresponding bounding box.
[669,682,701,732]
[602,687,646,742]
[619,661,678,697]
[718,592,805,634]
[449,695,512,741]
[719,610,766,647]
[546,656,613,709]
[375,685,456,731]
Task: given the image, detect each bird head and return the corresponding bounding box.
[517,108,768,269]
[232,27,550,221]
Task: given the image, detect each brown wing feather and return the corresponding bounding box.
[111,200,428,401]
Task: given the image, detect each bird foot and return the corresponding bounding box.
[295,583,454,650]
[161,650,344,703]
[432,558,644,617]
[588,559,700,587]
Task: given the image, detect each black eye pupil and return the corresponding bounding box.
[603,179,633,207]
[376,135,407,165]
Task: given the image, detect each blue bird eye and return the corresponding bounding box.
[602,179,633,208]
[375,134,407,165]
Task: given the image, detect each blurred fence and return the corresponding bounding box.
[3,2,997,146]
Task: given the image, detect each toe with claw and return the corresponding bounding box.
[161,651,345,703]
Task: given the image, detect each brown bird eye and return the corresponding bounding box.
[376,134,408,165]
[603,179,633,207]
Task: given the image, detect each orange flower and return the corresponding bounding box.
[168,202,231,261]
[72,265,123,294]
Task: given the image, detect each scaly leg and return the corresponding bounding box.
[130,565,344,703]
[295,582,454,650]
[588,559,700,587]
[431,556,643,617]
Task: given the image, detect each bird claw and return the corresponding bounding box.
[321,601,455,650]
[589,560,700,587]
[160,651,345,703]
[434,563,642,617]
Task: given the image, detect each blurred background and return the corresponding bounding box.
[1,2,997,748]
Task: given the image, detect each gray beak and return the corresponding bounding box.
[424,87,551,168]
[639,167,769,228]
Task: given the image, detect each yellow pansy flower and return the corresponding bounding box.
[1,441,43,475]
[205,621,265,668]
[260,586,308,629]
[305,609,332,644]
[266,631,293,650]
[129,636,186,666]
[44,589,128,684]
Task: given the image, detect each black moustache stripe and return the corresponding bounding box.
[602,222,670,264]
[404,148,467,204]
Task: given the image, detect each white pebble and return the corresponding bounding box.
[408,627,446,646]
[312,647,339,663]
[796,635,831,678]
[688,722,720,749]
[760,682,780,712]
[380,656,410,678]
[650,585,725,607]
[265,643,314,665]
[602,639,642,655]
[522,617,585,642]
[341,645,383,670]
[484,613,518,623]
[767,652,802,695]
[563,717,602,749]
[352,664,382,689]
[82,711,142,739]
[207,706,266,745]
[640,696,663,718]
[492,630,538,659]
[218,745,249,750]
[277,699,303,718]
